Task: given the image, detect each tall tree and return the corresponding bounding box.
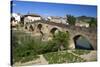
[66,15,76,25]
[88,18,97,27]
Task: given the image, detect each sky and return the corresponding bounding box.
[11,1,97,17]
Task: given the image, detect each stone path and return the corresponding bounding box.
[80,51,97,61]
[67,50,86,62]
[68,50,97,61]
[39,55,48,64]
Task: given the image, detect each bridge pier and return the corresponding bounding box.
[69,37,75,49]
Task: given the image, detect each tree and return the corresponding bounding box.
[52,31,70,51]
[66,15,76,25]
[88,18,97,27]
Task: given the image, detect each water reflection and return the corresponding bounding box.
[74,36,94,50]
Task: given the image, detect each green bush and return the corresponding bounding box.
[21,55,39,63]
[52,31,70,51]
[12,30,39,63]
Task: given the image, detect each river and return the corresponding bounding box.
[75,36,94,50]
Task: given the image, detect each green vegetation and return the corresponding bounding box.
[52,31,70,51]
[72,49,90,55]
[12,29,95,64]
[12,30,39,63]
[77,16,97,27]
[77,16,92,22]
[87,18,97,27]
[12,30,70,64]
[66,15,76,25]
[43,51,86,64]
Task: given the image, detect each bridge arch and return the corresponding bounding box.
[25,26,28,29]
[65,30,70,34]
[29,25,34,31]
[37,24,42,30]
[73,34,94,50]
[50,27,60,35]
[22,21,96,50]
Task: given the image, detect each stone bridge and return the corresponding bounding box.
[23,21,97,50]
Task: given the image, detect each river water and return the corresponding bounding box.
[75,37,94,50]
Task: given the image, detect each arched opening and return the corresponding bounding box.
[66,31,69,35]
[73,35,94,50]
[29,25,34,31]
[11,17,15,22]
[25,26,27,29]
[37,24,42,30]
[20,17,24,27]
[50,28,59,35]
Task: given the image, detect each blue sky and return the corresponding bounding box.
[11,1,97,17]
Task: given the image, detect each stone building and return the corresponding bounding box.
[11,13,21,22]
[75,20,89,28]
[11,13,21,27]
[47,16,68,25]
[23,14,42,24]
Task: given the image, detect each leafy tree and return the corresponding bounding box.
[52,31,70,51]
[88,18,97,27]
[66,15,76,25]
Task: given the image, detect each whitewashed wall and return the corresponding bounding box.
[12,13,21,22]
[24,16,41,23]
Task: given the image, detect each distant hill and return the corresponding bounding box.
[76,16,96,22]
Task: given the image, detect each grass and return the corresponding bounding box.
[72,49,91,55]
[13,49,39,63]
[43,51,86,64]
[20,55,39,63]
[12,30,40,64]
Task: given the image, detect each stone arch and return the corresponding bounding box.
[37,24,42,30]
[29,25,34,31]
[73,34,94,50]
[25,26,28,29]
[50,27,60,35]
[65,30,70,35]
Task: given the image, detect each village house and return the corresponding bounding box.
[75,20,89,28]
[11,13,21,27]
[12,13,21,22]
[11,17,17,27]
[23,14,42,25]
[47,16,69,25]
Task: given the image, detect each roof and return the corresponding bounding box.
[23,14,41,17]
[50,16,67,19]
